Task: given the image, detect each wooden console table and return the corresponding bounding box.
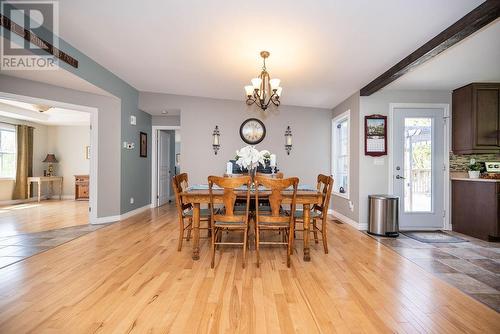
[27,176,63,202]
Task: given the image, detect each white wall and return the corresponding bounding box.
[357,89,451,227]
[0,116,48,201]
[140,92,331,186]
[47,126,90,196]
[331,92,360,222]
[0,115,90,201]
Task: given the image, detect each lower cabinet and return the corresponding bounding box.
[452,180,500,241]
[74,175,89,201]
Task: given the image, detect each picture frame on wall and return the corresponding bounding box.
[140,132,147,158]
[365,114,387,156]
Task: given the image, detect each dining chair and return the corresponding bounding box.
[254,175,299,268]
[294,174,333,253]
[208,175,252,268]
[172,173,211,251]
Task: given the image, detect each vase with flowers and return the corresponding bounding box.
[235,145,274,181]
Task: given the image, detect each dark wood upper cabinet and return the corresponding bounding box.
[452,83,500,154]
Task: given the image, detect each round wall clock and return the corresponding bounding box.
[239,118,266,145]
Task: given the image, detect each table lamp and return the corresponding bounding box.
[43,154,58,176]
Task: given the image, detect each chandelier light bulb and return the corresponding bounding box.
[270,78,281,91]
[251,78,262,90]
[244,85,254,96]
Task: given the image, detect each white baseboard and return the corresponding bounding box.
[0,197,42,206]
[49,195,76,200]
[329,209,367,230]
[92,203,151,225]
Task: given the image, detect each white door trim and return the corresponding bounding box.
[151,125,180,208]
[388,103,450,230]
[0,92,99,224]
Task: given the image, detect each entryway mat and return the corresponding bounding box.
[402,231,468,243]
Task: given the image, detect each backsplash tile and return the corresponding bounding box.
[450,152,500,172]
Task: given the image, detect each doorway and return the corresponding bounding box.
[151,126,180,208]
[390,104,450,230]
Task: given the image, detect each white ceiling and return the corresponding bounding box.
[0,98,90,126]
[55,0,484,109]
[386,19,500,91]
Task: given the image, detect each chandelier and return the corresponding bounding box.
[244,51,282,111]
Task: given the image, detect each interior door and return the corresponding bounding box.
[393,108,445,229]
[158,130,171,207]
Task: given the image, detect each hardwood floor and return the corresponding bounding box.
[0,200,88,237]
[0,204,499,333]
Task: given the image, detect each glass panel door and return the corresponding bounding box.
[404,118,432,212]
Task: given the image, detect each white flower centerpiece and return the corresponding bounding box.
[235,145,273,179]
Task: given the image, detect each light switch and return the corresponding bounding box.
[130,115,136,125]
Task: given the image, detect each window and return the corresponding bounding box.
[332,111,350,198]
[0,124,16,179]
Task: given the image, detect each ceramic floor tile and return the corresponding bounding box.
[468,293,500,313]
[410,258,458,274]
[468,272,500,290]
[468,247,500,259]
[0,256,24,268]
[438,258,492,275]
[440,248,487,260]
[467,259,500,274]
[0,246,27,256]
[391,247,458,260]
[435,273,498,294]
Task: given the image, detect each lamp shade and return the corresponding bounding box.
[42,154,58,163]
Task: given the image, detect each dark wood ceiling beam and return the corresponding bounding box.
[360,0,500,96]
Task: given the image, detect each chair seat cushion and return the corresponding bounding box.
[214,221,246,226]
[292,210,322,219]
[184,208,211,217]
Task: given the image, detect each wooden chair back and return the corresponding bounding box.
[314,174,334,214]
[254,176,299,224]
[255,172,284,179]
[172,173,192,216]
[208,175,252,225]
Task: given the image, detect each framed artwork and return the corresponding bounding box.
[140,132,147,157]
[85,146,90,160]
[365,114,387,156]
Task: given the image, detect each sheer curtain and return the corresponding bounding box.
[12,125,34,200]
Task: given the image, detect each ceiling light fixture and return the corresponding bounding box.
[244,51,282,111]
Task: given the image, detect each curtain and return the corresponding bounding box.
[12,125,34,200]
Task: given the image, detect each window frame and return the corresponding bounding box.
[331,110,350,199]
[0,123,17,180]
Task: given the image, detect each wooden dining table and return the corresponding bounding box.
[180,185,323,262]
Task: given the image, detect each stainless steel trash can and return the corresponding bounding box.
[368,195,399,237]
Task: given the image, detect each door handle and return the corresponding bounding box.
[395,175,405,180]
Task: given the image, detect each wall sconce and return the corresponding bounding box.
[285,126,292,155]
[212,125,221,155]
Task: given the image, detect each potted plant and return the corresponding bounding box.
[468,159,481,179]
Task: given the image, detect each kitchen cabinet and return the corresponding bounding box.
[452,179,499,241]
[74,175,89,201]
[452,83,500,154]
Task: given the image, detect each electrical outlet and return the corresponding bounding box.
[130,197,134,204]
[349,201,354,212]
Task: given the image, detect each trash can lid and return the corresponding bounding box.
[369,194,399,200]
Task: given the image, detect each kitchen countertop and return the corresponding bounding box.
[451,177,500,183]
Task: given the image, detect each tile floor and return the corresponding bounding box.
[368,231,500,312]
[0,224,107,269]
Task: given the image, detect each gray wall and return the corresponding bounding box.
[331,92,360,222]
[0,75,121,217]
[152,115,180,126]
[140,92,331,186]
[358,89,451,227]
[1,12,151,215]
